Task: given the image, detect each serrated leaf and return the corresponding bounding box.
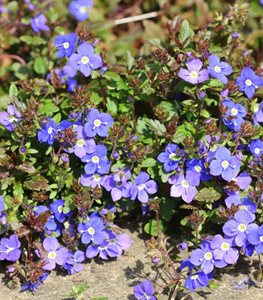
[195,187,221,202]
[16,162,36,174]
[144,119,166,136]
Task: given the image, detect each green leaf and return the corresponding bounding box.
[9,83,18,97]
[141,158,156,168]
[160,198,176,222]
[195,187,221,202]
[106,98,118,115]
[39,99,59,115]
[126,50,135,71]
[34,57,48,75]
[144,219,165,236]
[13,182,24,202]
[20,35,46,46]
[144,119,166,137]
[179,20,194,45]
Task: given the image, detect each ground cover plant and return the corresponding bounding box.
[0,0,263,299]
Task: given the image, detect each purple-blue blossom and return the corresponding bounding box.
[236,67,263,99]
[104,169,132,202]
[223,210,257,247]
[208,54,232,84]
[157,143,184,172]
[186,158,211,185]
[0,104,21,131]
[68,0,93,22]
[250,139,263,158]
[247,224,263,254]
[31,14,50,33]
[130,172,158,203]
[50,199,72,223]
[68,43,103,77]
[253,101,263,125]
[84,108,113,137]
[82,144,110,175]
[190,241,226,274]
[184,271,210,292]
[42,237,68,270]
[78,216,105,245]
[38,118,59,145]
[0,234,21,262]
[209,146,241,182]
[178,58,209,84]
[169,171,198,203]
[0,196,6,226]
[221,99,246,131]
[225,195,256,214]
[64,250,85,274]
[54,33,77,58]
[209,234,239,265]
[134,280,156,300]
[21,273,49,292]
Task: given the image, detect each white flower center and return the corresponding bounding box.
[94,119,102,127]
[181,180,189,188]
[191,274,199,280]
[221,242,230,251]
[79,6,87,14]
[239,205,247,211]
[190,71,198,79]
[221,160,229,169]
[48,127,53,134]
[245,79,252,86]
[48,251,57,260]
[138,184,145,191]
[260,236,263,242]
[194,166,202,172]
[93,175,101,182]
[81,56,90,65]
[169,153,178,161]
[237,223,247,232]
[57,205,63,213]
[87,227,95,235]
[76,139,84,147]
[63,42,69,49]
[91,156,100,163]
[214,66,221,73]
[255,148,260,155]
[204,251,213,260]
[6,246,14,254]
[230,108,238,116]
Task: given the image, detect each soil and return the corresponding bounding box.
[0,220,262,300]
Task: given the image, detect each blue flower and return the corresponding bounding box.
[21,273,49,292]
[37,118,59,145]
[223,210,256,247]
[134,280,156,300]
[250,139,263,158]
[69,0,93,22]
[236,67,263,99]
[54,33,77,58]
[186,158,211,185]
[84,108,113,137]
[130,172,158,203]
[184,271,210,291]
[247,224,263,254]
[68,42,103,77]
[31,14,50,33]
[190,241,226,274]
[82,145,110,175]
[50,199,72,223]
[178,59,209,84]
[209,147,241,182]
[221,99,246,131]
[157,143,184,172]
[0,104,21,131]
[208,54,232,84]
[64,250,85,274]
[78,216,105,245]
